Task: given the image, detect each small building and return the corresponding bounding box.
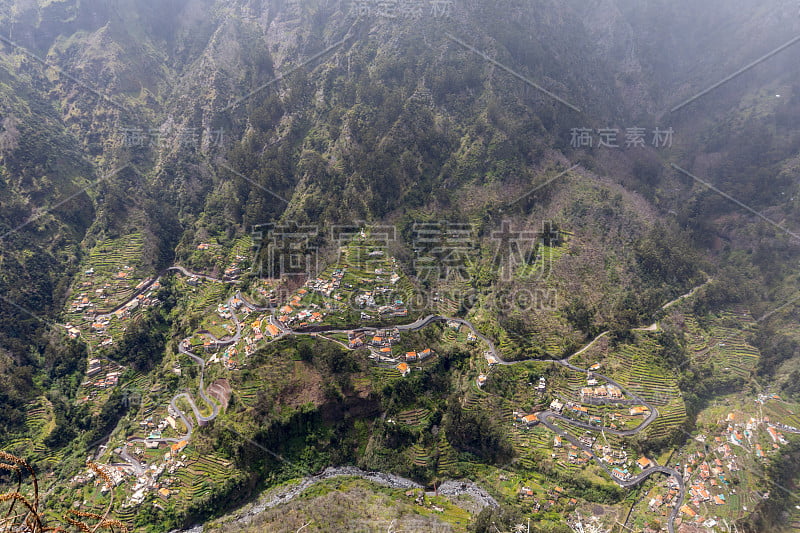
[87,359,103,377]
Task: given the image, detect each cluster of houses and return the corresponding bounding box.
[647,477,682,516]
[68,265,139,317]
[307,267,346,297]
[67,272,161,350]
[348,265,405,314]
[223,254,247,279]
[276,290,327,327]
[665,410,795,526]
[377,300,408,317]
[103,407,197,507]
[79,359,123,400]
[352,326,435,375]
[69,463,129,489]
[128,439,189,507]
[70,435,190,509]
[140,414,180,436]
[251,318,281,340]
[723,411,787,449]
[599,445,629,467]
[756,392,782,404]
[555,402,648,430]
[579,377,623,400]
[367,328,401,351]
[211,346,238,370]
[673,448,737,525]
[348,331,366,348]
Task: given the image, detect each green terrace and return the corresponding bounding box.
[63,233,154,348]
[681,309,760,378]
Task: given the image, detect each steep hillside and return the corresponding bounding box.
[0,1,800,531]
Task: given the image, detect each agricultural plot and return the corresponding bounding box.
[24,397,54,440]
[763,400,800,428]
[370,367,403,389]
[397,408,431,430]
[677,309,760,378]
[62,233,156,349]
[436,434,459,476]
[642,399,687,440]
[606,339,683,406]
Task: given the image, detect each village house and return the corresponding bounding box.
[347,331,365,348]
[612,468,629,480]
[680,504,697,518]
[767,426,787,444]
[518,486,535,499]
[514,411,539,427]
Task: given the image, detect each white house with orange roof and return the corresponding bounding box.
[396,362,410,376]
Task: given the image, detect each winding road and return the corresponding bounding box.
[130,289,243,446]
[110,268,710,533]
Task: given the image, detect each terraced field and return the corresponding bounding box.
[235,384,262,408]
[397,408,431,429]
[764,401,800,428]
[609,340,683,407]
[370,367,403,388]
[681,309,760,378]
[436,434,459,476]
[408,443,430,467]
[24,397,54,439]
[643,399,687,440]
